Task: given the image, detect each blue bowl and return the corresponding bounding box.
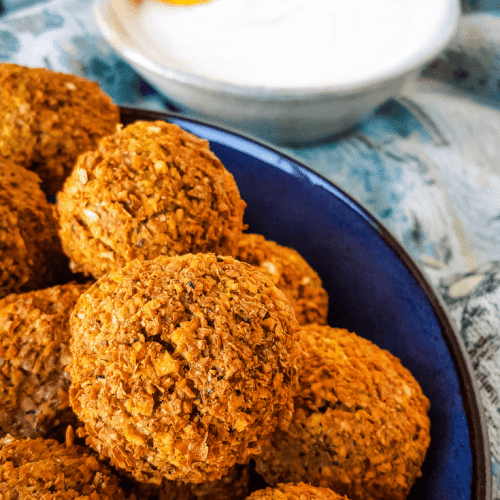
[121,107,491,500]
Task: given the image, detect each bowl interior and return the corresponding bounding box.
[121,108,490,500]
[99,0,460,94]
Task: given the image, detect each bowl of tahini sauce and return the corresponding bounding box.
[95,0,460,143]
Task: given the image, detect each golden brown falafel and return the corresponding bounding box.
[69,253,302,485]
[0,282,89,440]
[0,159,65,298]
[57,120,247,279]
[255,325,431,500]
[245,482,349,500]
[0,435,130,499]
[236,233,328,325]
[0,63,120,195]
[159,463,251,500]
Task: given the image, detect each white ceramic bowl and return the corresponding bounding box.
[95,0,460,144]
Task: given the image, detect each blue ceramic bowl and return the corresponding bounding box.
[121,107,491,500]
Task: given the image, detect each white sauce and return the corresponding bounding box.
[120,0,450,88]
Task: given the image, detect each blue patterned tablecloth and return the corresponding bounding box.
[2,0,500,497]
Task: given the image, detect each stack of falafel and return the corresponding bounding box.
[0,63,430,500]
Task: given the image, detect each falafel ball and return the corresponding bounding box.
[245,482,349,500]
[69,254,302,485]
[57,121,247,279]
[0,159,65,298]
[0,435,129,499]
[255,325,431,500]
[0,282,89,440]
[159,463,251,500]
[0,63,120,195]
[236,233,328,325]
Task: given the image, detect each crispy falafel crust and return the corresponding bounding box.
[69,254,302,484]
[0,63,120,195]
[236,234,328,325]
[159,463,251,500]
[255,325,431,500]
[0,283,89,439]
[0,435,129,499]
[0,160,64,298]
[57,121,247,279]
[245,482,349,499]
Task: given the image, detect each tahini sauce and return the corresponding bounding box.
[126,0,450,88]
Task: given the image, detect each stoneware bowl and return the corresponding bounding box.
[121,107,490,499]
[95,0,461,144]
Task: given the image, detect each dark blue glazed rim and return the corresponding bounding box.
[121,107,491,500]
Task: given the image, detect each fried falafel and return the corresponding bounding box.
[236,233,328,325]
[0,435,129,499]
[0,63,120,195]
[69,253,302,485]
[0,282,89,440]
[255,325,431,500]
[245,482,350,500]
[57,121,247,279]
[0,159,65,298]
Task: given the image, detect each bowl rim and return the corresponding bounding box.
[96,0,461,98]
[119,105,492,500]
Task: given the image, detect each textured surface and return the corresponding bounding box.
[0,63,119,195]
[245,482,349,500]
[236,233,328,326]
[0,158,64,298]
[0,282,88,439]
[256,325,430,500]
[0,435,129,499]
[69,253,302,484]
[57,120,246,279]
